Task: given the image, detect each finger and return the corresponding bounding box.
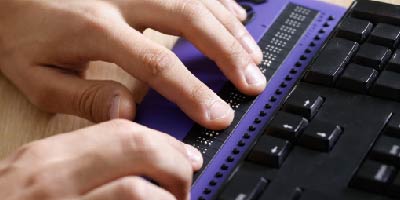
[15,66,135,122]
[201,0,263,63]
[82,177,176,200]
[119,0,267,96]
[218,0,247,21]
[92,23,234,130]
[35,120,198,200]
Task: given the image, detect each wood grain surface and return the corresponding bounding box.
[0,0,397,159]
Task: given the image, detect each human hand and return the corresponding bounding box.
[0,0,266,130]
[0,119,203,200]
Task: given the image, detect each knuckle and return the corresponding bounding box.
[25,170,60,199]
[141,49,176,79]
[179,0,206,22]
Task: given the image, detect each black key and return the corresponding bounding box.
[353,43,392,70]
[370,136,400,166]
[282,89,324,119]
[218,166,268,200]
[337,17,373,42]
[336,63,378,93]
[385,115,400,138]
[386,49,400,73]
[352,1,400,26]
[247,135,291,168]
[264,111,309,141]
[350,160,396,193]
[389,173,400,198]
[368,23,400,48]
[370,71,400,101]
[298,120,342,151]
[304,38,359,86]
[297,190,334,200]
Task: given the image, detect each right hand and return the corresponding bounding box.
[0,120,203,200]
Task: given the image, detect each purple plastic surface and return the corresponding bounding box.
[136,0,347,199]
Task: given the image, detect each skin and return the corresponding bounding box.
[0,0,267,199]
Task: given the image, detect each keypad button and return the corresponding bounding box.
[353,43,392,71]
[352,1,400,26]
[386,49,400,73]
[370,71,400,101]
[368,23,400,48]
[336,63,378,93]
[370,136,400,167]
[385,115,400,138]
[304,38,359,86]
[298,120,342,151]
[264,111,309,141]
[337,17,373,42]
[282,89,324,119]
[351,160,396,193]
[218,166,268,200]
[247,135,292,168]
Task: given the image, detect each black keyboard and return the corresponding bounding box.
[218,1,400,200]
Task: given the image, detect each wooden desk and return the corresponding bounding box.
[0,0,395,159]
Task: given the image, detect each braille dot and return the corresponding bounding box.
[319,29,326,34]
[259,111,267,116]
[243,133,251,139]
[275,89,282,95]
[309,42,316,47]
[295,62,302,67]
[238,140,246,147]
[328,16,335,20]
[216,172,223,178]
[280,82,287,88]
[314,35,321,40]
[232,148,240,155]
[270,96,277,102]
[323,22,330,27]
[254,118,261,124]
[198,196,206,200]
[300,55,307,60]
[265,104,272,109]
[285,75,293,81]
[304,49,312,54]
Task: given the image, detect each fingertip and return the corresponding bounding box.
[240,63,267,96]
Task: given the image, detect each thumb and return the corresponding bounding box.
[20,66,135,122]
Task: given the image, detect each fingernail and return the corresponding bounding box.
[110,95,120,119]
[207,100,233,121]
[241,35,263,63]
[184,144,203,167]
[245,63,267,86]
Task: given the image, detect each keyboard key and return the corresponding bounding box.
[352,1,400,26]
[218,166,268,200]
[368,23,400,48]
[337,17,373,42]
[304,38,359,86]
[370,71,400,101]
[282,89,324,119]
[264,111,309,141]
[336,63,378,93]
[386,49,400,73]
[385,115,400,138]
[370,136,400,166]
[247,135,292,168]
[389,173,400,198]
[351,160,396,193]
[353,43,392,70]
[298,120,342,151]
